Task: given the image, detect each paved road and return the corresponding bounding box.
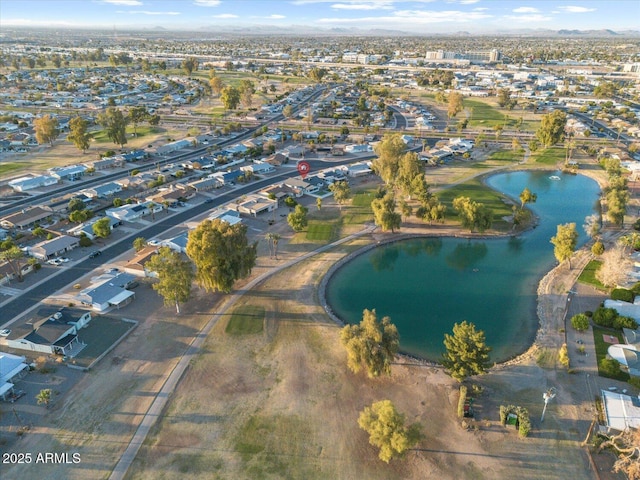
[0,159,332,322]
[108,222,376,480]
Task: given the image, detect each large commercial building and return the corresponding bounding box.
[425,49,501,64]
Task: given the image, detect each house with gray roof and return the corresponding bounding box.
[75,273,137,312]
[163,232,189,253]
[29,235,79,260]
[0,352,29,401]
[1,206,53,230]
[82,182,122,199]
[8,175,58,192]
[49,165,87,181]
[6,307,91,356]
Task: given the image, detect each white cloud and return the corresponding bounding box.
[557,5,596,13]
[0,18,85,27]
[212,13,239,18]
[473,7,488,12]
[293,0,434,4]
[318,9,492,25]
[120,10,181,15]
[102,0,142,5]
[504,14,553,23]
[331,2,394,10]
[268,14,286,18]
[446,0,480,4]
[193,0,221,6]
[513,7,539,13]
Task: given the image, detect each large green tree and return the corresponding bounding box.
[371,193,401,233]
[146,247,194,313]
[329,180,351,208]
[128,106,148,137]
[519,187,537,211]
[209,75,225,96]
[92,217,111,238]
[186,219,257,293]
[452,196,493,233]
[0,246,25,281]
[396,152,423,198]
[97,107,128,147]
[34,114,60,145]
[358,400,422,463]
[287,204,308,232]
[220,86,241,110]
[535,110,567,147]
[133,237,147,252]
[67,116,91,153]
[181,57,198,75]
[550,222,578,269]
[447,91,463,119]
[341,309,399,378]
[442,320,492,382]
[372,133,407,186]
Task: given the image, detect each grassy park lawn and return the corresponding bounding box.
[344,189,375,225]
[72,316,135,368]
[437,177,515,230]
[225,305,265,335]
[532,147,566,165]
[464,99,539,131]
[593,325,631,381]
[92,125,163,144]
[0,162,24,176]
[306,222,338,242]
[578,260,607,291]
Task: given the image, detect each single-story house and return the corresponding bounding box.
[0,261,35,285]
[189,177,222,192]
[75,272,137,312]
[0,352,29,401]
[163,232,189,253]
[156,139,193,156]
[49,165,87,181]
[8,175,58,192]
[82,182,122,199]
[123,246,159,278]
[208,208,242,226]
[345,161,373,177]
[260,184,301,202]
[241,162,275,175]
[212,169,244,186]
[604,299,640,322]
[237,195,277,217]
[84,156,123,170]
[6,307,92,356]
[29,235,80,260]
[284,177,320,195]
[345,144,372,154]
[601,389,640,433]
[106,202,162,222]
[607,344,640,376]
[117,150,146,162]
[1,206,53,230]
[264,153,288,166]
[67,216,122,240]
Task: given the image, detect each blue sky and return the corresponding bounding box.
[0,0,638,33]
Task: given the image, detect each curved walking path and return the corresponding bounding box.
[108,223,377,480]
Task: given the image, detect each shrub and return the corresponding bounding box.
[592,241,605,255]
[79,236,92,247]
[631,283,640,296]
[517,407,531,438]
[629,377,640,389]
[614,316,638,330]
[499,404,516,425]
[585,310,593,317]
[457,385,468,418]
[571,313,590,332]
[611,288,634,303]
[593,307,618,328]
[559,344,570,368]
[600,357,621,377]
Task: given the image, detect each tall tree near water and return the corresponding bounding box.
[550,222,578,269]
[186,219,257,293]
[341,309,399,378]
[535,110,567,147]
[442,321,492,382]
[372,133,407,186]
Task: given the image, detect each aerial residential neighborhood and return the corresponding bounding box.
[1,1,640,479]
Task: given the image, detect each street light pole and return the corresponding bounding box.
[541,387,557,422]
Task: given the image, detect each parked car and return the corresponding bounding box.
[47,258,62,266]
[89,251,102,258]
[59,257,70,263]
[0,329,11,337]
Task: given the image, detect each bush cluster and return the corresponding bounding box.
[593,307,638,330]
[457,385,468,418]
[611,288,635,303]
[570,313,590,332]
[499,405,531,438]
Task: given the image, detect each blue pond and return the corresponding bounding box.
[325,170,600,362]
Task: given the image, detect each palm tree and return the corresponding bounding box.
[272,233,281,260]
[265,232,275,258]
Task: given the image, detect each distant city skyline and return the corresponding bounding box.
[0,0,638,33]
